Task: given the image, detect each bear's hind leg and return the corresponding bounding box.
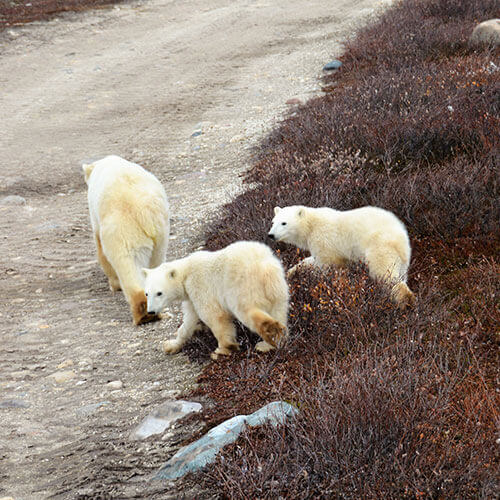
[256,300,289,352]
[95,233,120,291]
[163,301,200,354]
[365,245,415,308]
[203,311,240,361]
[287,256,318,278]
[244,308,286,350]
[150,233,169,268]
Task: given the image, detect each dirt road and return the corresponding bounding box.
[0,0,390,497]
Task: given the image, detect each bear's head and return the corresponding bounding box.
[268,205,307,245]
[142,263,184,315]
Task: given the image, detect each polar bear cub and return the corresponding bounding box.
[83,155,170,325]
[142,241,289,360]
[268,205,415,308]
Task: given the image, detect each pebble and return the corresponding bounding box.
[229,134,245,143]
[0,399,30,409]
[76,401,111,417]
[0,195,26,206]
[191,131,202,137]
[48,370,76,384]
[78,359,93,371]
[194,121,212,130]
[106,380,123,390]
[286,98,302,105]
[57,359,74,370]
[130,400,202,440]
[323,59,342,71]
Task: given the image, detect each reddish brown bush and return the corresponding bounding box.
[253,54,498,175]
[185,0,499,498]
[339,0,500,74]
[201,338,498,499]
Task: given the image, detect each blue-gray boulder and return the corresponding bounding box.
[154,401,298,480]
[323,60,342,71]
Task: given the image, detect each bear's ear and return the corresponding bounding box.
[82,163,95,184]
[168,269,176,279]
[297,208,304,217]
[274,206,281,215]
[141,268,149,278]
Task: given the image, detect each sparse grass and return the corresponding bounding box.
[181,0,499,497]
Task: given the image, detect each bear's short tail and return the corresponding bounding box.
[249,308,287,347]
[82,163,95,184]
[391,282,416,309]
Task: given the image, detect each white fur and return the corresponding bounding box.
[142,241,289,359]
[268,205,415,307]
[83,155,170,324]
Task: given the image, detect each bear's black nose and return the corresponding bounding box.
[268,233,275,240]
[147,310,156,315]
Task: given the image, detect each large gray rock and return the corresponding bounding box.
[470,19,500,47]
[154,401,298,480]
[130,400,202,440]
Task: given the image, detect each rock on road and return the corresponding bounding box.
[0,0,391,497]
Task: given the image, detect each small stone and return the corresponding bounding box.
[48,370,76,384]
[57,359,74,370]
[194,121,212,130]
[76,401,111,417]
[106,380,123,390]
[323,59,342,71]
[229,134,245,143]
[78,359,93,371]
[0,399,30,409]
[286,98,302,105]
[0,496,15,500]
[35,288,43,294]
[191,131,202,137]
[130,400,202,440]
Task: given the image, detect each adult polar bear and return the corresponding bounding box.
[83,155,170,325]
[268,205,415,308]
[142,241,289,360]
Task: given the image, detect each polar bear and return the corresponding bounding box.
[142,241,289,360]
[268,205,415,308]
[83,155,170,325]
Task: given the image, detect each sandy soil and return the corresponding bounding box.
[0,0,391,497]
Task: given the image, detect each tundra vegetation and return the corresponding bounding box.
[182,0,499,498]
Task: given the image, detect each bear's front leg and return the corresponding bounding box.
[287,256,318,278]
[163,300,200,355]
